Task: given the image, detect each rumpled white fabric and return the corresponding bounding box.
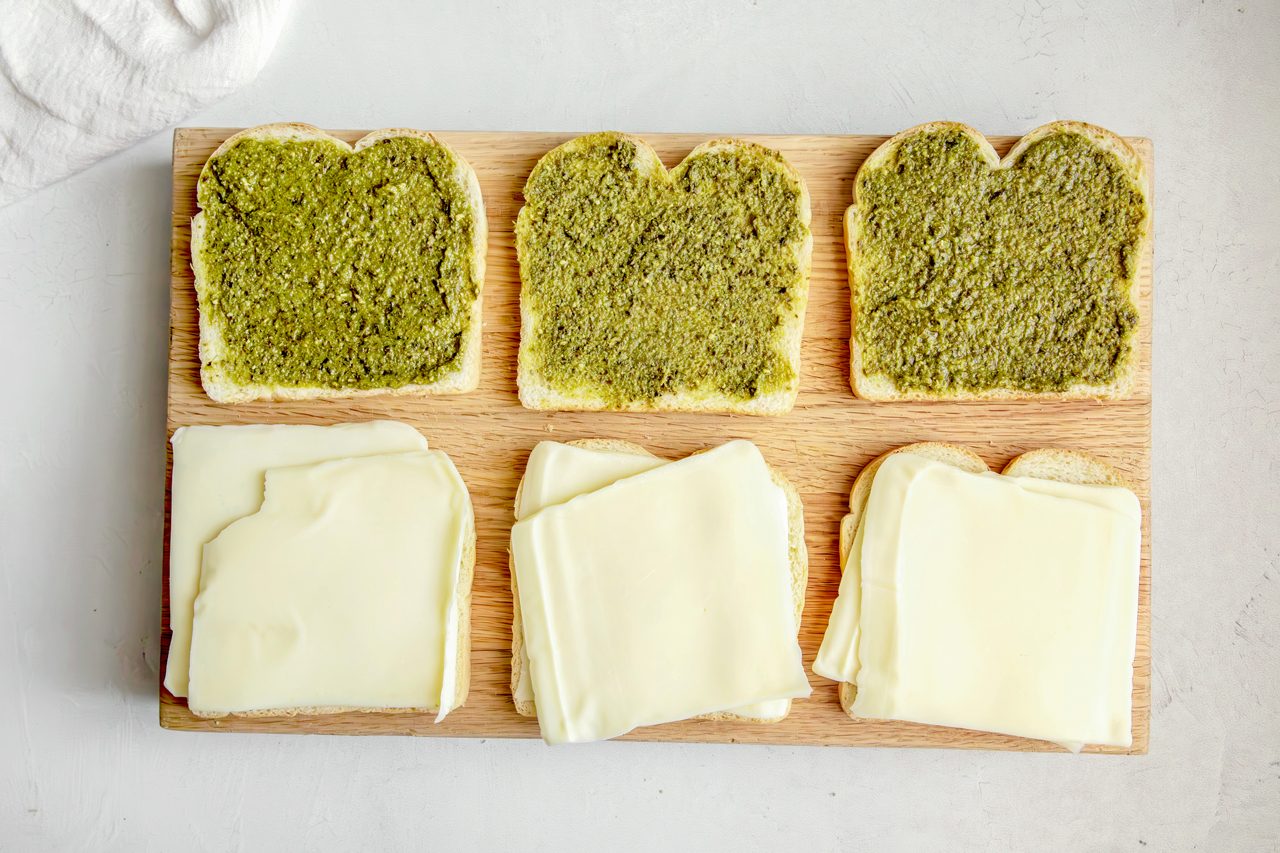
[0,0,290,207]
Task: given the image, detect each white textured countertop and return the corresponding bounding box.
[1,1,1277,849]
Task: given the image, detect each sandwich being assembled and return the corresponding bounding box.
[814,443,1142,751]
[847,121,1150,400]
[509,439,811,743]
[167,422,474,720]
[192,124,486,403]
[516,132,812,414]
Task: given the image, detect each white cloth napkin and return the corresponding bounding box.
[0,0,290,207]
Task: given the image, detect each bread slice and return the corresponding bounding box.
[846,120,1150,401]
[515,132,812,415]
[190,508,475,719]
[509,439,808,723]
[835,442,1132,715]
[191,123,486,404]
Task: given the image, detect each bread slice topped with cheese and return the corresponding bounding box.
[509,439,810,743]
[813,443,1142,751]
[191,123,486,403]
[168,423,474,721]
[165,421,432,700]
[515,132,812,414]
[846,121,1150,401]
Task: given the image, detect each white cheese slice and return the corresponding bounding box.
[515,441,666,522]
[511,440,811,744]
[812,517,866,684]
[187,451,471,718]
[512,442,664,706]
[815,452,1141,748]
[166,421,429,697]
[512,441,792,721]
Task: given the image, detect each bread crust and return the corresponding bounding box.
[516,132,812,416]
[190,506,475,719]
[834,442,1132,716]
[191,123,486,404]
[509,439,807,725]
[846,120,1150,402]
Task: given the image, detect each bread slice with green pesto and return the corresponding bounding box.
[515,132,812,415]
[846,121,1150,401]
[192,123,486,404]
[509,439,808,723]
[835,442,1133,716]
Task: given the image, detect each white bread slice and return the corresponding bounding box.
[190,508,474,719]
[846,120,1150,402]
[515,132,812,416]
[509,439,808,723]
[835,442,1133,716]
[191,123,487,404]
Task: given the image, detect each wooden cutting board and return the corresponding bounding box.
[161,128,1152,752]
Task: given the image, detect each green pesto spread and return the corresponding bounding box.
[516,135,808,404]
[855,129,1146,393]
[196,135,478,389]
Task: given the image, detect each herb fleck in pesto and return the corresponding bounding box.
[516,135,808,404]
[855,129,1145,393]
[197,135,478,389]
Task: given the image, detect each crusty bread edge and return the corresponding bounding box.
[509,438,807,724]
[845,120,1150,402]
[191,122,486,404]
[834,443,1133,717]
[515,131,812,416]
[189,490,476,720]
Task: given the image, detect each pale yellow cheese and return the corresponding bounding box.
[515,441,665,521]
[811,519,867,684]
[814,453,1141,749]
[512,441,790,720]
[166,421,428,697]
[512,442,663,706]
[511,440,810,744]
[187,451,471,718]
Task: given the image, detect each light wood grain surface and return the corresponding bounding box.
[161,128,1152,752]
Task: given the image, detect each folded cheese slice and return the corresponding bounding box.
[511,440,810,744]
[166,421,429,697]
[815,452,1141,749]
[187,451,471,719]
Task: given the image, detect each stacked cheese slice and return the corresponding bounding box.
[166,422,473,719]
[814,451,1142,750]
[510,440,811,744]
